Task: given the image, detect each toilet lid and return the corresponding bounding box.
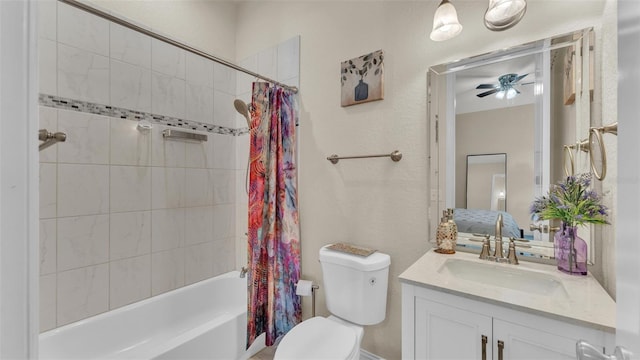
[275,317,358,360]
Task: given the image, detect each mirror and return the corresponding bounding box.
[466,154,507,212]
[428,28,597,259]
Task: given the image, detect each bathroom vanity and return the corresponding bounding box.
[399,250,615,360]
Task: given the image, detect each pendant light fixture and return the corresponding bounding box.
[430,0,463,42]
[484,0,527,31]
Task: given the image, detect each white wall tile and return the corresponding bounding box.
[186,52,214,88]
[151,39,186,79]
[58,2,109,56]
[58,44,109,105]
[110,211,152,261]
[277,36,300,82]
[40,163,57,219]
[151,72,186,119]
[186,84,214,124]
[258,46,277,81]
[213,204,235,241]
[151,126,186,167]
[236,55,257,96]
[212,169,236,205]
[212,238,235,276]
[40,273,57,332]
[151,208,185,252]
[39,39,57,96]
[38,0,57,41]
[235,134,250,170]
[213,90,236,128]
[110,166,152,213]
[57,164,109,217]
[57,110,110,164]
[57,264,109,326]
[57,215,109,272]
[111,60,152,113]
[185,139,211,169]
[185,168,214,207]
[40,219,57,275]
[185,206,214,246]
[211,133,235,169]
[185,242,214,285]
[39,107,58,163]
[110,23,151,68]
[214,62,236,95]
[110,255,151,309]
[151,248,185,296]
[151,167,185,209]
[110,118,151,166]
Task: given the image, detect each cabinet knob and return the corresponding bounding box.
[498,340,504,360]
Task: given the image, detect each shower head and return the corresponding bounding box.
[233,99,251,127]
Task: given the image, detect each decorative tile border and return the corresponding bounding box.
[39,94,248,136]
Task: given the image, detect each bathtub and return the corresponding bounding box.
[39,271,265,359]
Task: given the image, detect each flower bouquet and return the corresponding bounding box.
[530,174,608,275]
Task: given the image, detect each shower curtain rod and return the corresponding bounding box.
[58,0,299,94]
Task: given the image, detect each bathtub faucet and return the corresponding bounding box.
[240,266,248,278]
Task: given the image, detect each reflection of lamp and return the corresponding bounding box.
[430,0,463,42]
[484,0,527,31]
[498,191,505,199]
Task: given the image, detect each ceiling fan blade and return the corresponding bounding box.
[476,84,498,89]
[515,73,528,82]
[477,89,499,98]
[514,88,521,94]
[520,81,535,85]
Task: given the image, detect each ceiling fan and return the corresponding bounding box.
[475,73,532,99]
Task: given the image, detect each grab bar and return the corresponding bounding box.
[327,150,402,164]
[39,129,67,151]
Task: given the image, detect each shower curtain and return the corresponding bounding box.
[246,82,301,348]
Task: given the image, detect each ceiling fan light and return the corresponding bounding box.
[506,87,518,99]
[495,91,505,100]
[430,0,463,41]
[484,0,527,31]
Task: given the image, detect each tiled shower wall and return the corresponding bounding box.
[38,1,299,332]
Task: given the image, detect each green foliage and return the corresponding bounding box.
[530,174,608,227]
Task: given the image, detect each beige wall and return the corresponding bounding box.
[235,1,608,358]
[456,105,534,237]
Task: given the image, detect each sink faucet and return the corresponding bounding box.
[493,213,505,260]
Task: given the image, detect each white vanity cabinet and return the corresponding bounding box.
[402,283,614,360]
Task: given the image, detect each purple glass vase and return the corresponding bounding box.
[554,223,588,275]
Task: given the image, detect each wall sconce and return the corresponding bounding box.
[430,0,463,42]
[589,122,618,180]
[484,0,527,31]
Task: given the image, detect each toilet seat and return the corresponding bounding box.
[274,317,358,360]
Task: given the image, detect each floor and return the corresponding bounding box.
[249,346,277,360]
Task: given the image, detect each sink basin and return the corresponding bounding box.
[438,259,568,298]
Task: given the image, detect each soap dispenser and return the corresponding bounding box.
[435,209,458,254]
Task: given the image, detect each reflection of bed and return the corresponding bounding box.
[453,208,522,238]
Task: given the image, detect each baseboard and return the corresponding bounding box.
[360,348,385,360]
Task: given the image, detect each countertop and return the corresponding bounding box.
[399,249,616,332]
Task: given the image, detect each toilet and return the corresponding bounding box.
[274,244,391,360]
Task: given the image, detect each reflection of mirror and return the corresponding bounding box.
[466,154,507,212]
[428,28,597,256]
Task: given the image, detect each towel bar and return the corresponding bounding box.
[327,150,402,164]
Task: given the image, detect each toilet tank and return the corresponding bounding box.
[319,244,390,325]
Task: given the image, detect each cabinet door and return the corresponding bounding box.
[415,297,492,360]
[493,318,598,360]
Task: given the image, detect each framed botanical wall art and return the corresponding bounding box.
[341,50,384,107]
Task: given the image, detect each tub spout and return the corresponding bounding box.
[240,266,248,278]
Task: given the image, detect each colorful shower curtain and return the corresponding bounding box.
[246,82,301,348]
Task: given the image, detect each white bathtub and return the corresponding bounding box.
[39,271,265,359]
